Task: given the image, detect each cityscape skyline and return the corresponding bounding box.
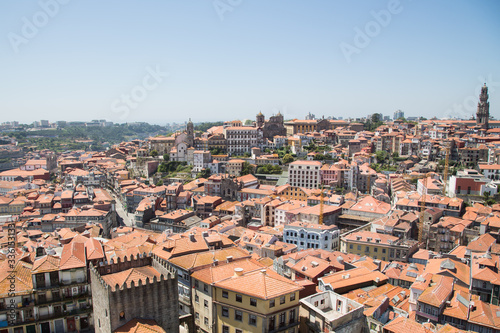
[1,1,499,124]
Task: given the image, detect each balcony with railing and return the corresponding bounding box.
[0,299,35,313]
[35,289,90,306]
[36,305,92,321]
[0,313,36,327]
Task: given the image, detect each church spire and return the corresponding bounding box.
[476,83,490,130]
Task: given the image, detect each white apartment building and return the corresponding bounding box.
[478,164,500,181]
[193,150,212,172]
[223,126,261,155]
[288,160,322,189]
[283,221,340,251]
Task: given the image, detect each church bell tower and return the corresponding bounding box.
[476,83,490,130]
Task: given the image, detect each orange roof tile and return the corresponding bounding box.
[214,268,302,300]
[33,255,61,273]
[0,260,33,297]
[320,267,388,291]
[113,318,166,333]
[383,316,434,333]
[191,258,265,285]
[60,242,86,270]
[168,247,250,271]
[85,237,105,261]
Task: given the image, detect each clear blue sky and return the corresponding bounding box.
[1,0,499,125]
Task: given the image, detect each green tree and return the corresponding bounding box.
[163,154,169,162]
[158,163,167,173]
[156,180,163,186]
[197,168,211,179]
[257,164,282,174]
[313,154,326,161]
[282,154,294,164]
[304,141,317,152]
[150,149,158,157]
[484,192,496,206]
[375,151,388,164]
[241,162,254,176]
[210,147,223,155]
[371,113,382,123]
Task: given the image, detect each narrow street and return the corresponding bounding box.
[112,193,135,227]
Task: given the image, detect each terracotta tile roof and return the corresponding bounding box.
[214,268,302,300]
[102,266,162,291]
[0,260,33,297]
[417,275,453,308]
[236,174,258,184]
[69,233,90,244]
[290,160,322,166]
[257,257,274,267]
[467,233,496,252]
[352,256,387,272]
[289,256,334,279]
[383,316,434,333]
[344,230,398,245]
[349,196,391,215]
[320,267,388,291]
[33,255,61,273]
[191,258,265,285]
[442,290,470,321]
[411,249,436,260]
[423,258,470,287]
[85,237,105,261]
[384,262,424,283]
[468,299,500,329]
[448,246,467,259]
[60,242,86,270]
[168,247,250,271]
[113,318,166,333]
[410,272,433,291]
[345,283,409,309]
[436,323,468,333]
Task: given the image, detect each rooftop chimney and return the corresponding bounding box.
[234,268,244,276]
[226,256,233,263]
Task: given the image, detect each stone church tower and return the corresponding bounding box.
[186,118,194,147]
[477,83,490,130]
[256,111,265,128]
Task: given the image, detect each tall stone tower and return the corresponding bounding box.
[276,111,284,124]
[477,83,490,130]
[90,254,179,333]
[186,118,194,147]
[256,111,265,128]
